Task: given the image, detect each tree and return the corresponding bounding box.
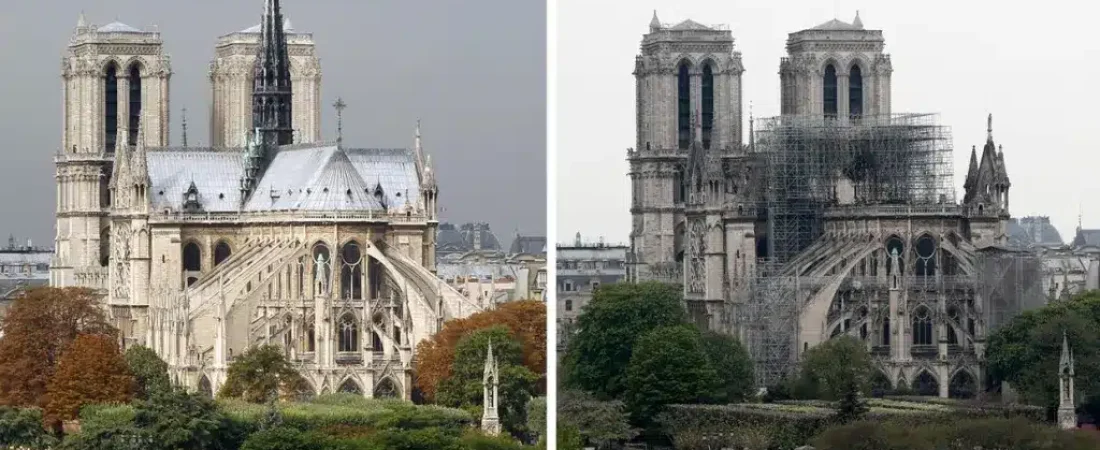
[699,331,755,403]
[624,325,719,427]
[436,326,538,437]
[124,346,170,400]
[525,396,546,444]
[416,301,546,402]
[797,335,873,400]
[563,282,687,399]
[833,377,870,424]
[44,334,134,424]
[0,287,115,409]
[987,293,1100,413]
[218,345,309,403]
[557,389,635,448]
[132,388,242,450]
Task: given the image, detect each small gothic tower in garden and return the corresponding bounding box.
[1059,331,1077,430]
[481,340,501,436]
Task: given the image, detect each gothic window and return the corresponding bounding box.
[127,63,142,146]
[372,331,383,351]
[338,379,362,395]
[214,241,232,266]
[393,327,402,346]
[283,316,293,349]
[565,299,573,311]
[882,317,891,346]
[341,241,363,300]
[105,63,119,152]
[368,258,383,299]
[338,314,358,352]
[701,63,714,149]
[182,242,201,287]
[99,227,111,267]
[912,371,939,396]
[849,65,863,118]
[915,234,936,276]
[677,61,691,149]
[374,378,398,398]
[823,64,838,118]
[306,323,316,352]
[912,306,933,346]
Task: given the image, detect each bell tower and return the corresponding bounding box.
[54,14,170,287]
[629,12,744,283]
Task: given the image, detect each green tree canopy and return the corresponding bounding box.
[436,326,538,438]
[987,292,1100,412]
[124,346,170,400]
[563,282,687,399]
[218,345,309,403]
[133,388,241,450]
[624,325,719,426]
[797,335,873,400]
[699,331,755,403]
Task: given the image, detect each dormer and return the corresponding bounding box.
[183,181,202,212]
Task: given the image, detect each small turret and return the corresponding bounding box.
[1058,330,1077,429]
[481,339,501,436]
[649,10,662,31]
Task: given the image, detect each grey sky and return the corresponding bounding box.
[557,0,1100,244]
[0,0,545,246]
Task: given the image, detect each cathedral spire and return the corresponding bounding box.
[131,114,150,188]
[77,11,86,28]
[987,113,993,143]
[181,107,188,148]
[650,10,662,31]
[852,10,863,29]
[252,0,294,147]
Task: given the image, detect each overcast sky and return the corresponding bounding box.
[557,0,1100,245]
[0,0,546,247]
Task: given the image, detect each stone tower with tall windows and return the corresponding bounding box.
[52,1,473,401]
[209,17,321,148]
[628,11,744,287]
[778,12,892,118]
[54,14,170,288]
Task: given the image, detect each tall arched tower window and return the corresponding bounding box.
[849,65,863,118]
[823,64,838,118]
[105,63,119,153]
[677,62,691,149]
[128,64,142,146]
[701,63,714,149]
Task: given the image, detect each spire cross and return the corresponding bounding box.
[181,107,188,148]
[333,97,347,145]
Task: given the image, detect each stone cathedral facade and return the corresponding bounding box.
[629,13,1021,397]
[52,1,481,400]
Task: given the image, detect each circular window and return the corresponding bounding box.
[916,234,936,259]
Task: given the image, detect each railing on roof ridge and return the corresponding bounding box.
[151,209,430,223]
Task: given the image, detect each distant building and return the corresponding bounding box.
[556,233,628,350]
[1007,216,1064,250]
[0,236,52,317]
[436,222,503,257]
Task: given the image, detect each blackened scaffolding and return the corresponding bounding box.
[755,114,955,263]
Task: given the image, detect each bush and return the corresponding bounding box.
[525,396,546,442]
[0,406,57,449]
[813,417,1100,450]
[77,403,135,435]
[218,395,472,435]
[240,426,326,450]
[219,345,309,403]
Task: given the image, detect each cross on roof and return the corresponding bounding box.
[333,97,347,145]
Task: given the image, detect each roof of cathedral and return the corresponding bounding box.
[240,17,295,34]
[669,19,714,31]
[97,21,142,33]
[811,18,863,31]
[146,145,420,213]
[1007,217,1065,249]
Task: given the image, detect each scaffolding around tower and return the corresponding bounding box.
[754,113,955,263]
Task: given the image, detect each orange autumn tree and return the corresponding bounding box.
[45,333,134,423]
[0,287,116,409]
[415,300,546,402]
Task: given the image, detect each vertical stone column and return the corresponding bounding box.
[838,73,849,120]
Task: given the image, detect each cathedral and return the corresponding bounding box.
[629,12,1040,396]
[51,0,481,399]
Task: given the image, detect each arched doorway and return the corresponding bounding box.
[911,371,939,396]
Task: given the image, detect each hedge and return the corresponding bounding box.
[659,398,1048,450]
[217,394,473,434]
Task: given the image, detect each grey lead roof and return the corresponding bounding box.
[146,145,420,213]
[97,22,142,33]
[811,18,863,31]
